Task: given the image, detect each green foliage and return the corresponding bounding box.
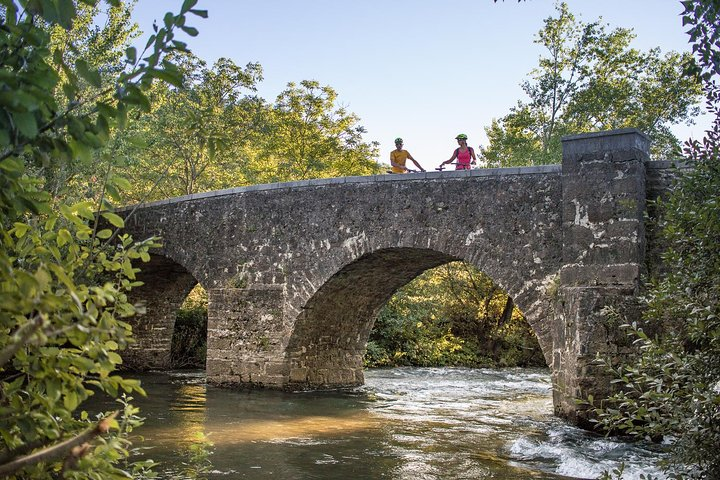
[122,53,266,201]
[598,463,658,480]
[593,2,720,478]
[252,80,381,183]
[594,139,720,478]
[40,0,141,198]
[120,72,381,203]
[0,0,206,477]
[365,262,545,368]
[482,2,702,166]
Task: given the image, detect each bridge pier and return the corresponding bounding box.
[205,285,288,387]
[553,129,649,427]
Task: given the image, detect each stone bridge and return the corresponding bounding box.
[118,129,681,426]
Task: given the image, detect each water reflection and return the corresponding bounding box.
[122,368,665,479]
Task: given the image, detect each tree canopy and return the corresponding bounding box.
[482,2,703,166]
[116,70,381,204]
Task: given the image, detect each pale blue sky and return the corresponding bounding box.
[131,0,709,171]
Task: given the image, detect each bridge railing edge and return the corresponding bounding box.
[114,164,563,212]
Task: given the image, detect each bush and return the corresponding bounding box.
[171,306,208,369]
[364,262,546,369]
[0,1,205,477]
[593,3,720,477]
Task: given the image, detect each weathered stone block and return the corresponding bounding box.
[289,367,309,383]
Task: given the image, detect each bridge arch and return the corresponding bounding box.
[284,246,551,389]
[125,253,199,369]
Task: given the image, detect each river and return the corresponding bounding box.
[124,367,666,479]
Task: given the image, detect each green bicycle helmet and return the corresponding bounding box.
[394,137,403,144]
[455,133,468,140]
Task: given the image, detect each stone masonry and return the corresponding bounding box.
[119,128,685,427]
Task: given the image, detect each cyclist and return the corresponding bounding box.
[390,137,425,173]
[438,134,476,170]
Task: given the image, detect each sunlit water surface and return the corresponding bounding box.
[121,368,665,479]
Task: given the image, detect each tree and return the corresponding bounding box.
[0,0,205,477]
[121,75,381,202]
[593,1,720,478]
[36,0,140,200]
[252,80,381,184]
[482,2,702,166]
[122,53,265,201]
[124,55,266,201]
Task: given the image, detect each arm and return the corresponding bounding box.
[407,152,425,172]
[440,149,458,165]
[469,147,477,164]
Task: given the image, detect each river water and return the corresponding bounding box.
[126,367,666,479]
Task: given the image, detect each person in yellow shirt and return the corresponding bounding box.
[390,137,425,173]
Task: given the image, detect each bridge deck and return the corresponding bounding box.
[120,164,562,210]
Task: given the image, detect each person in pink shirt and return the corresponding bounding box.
[438,133,477,170]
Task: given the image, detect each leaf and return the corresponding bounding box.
[163,11,174,29]
[108,351,122,364]
[152,67,183,87]
[56,0,76,29]
[125,46,137,64]
[122,85,151,112]
[69,138,92,164]
[101,212,125,228]
[57,228,72,247]
[45,377,62,402]
[0,156,24,173]
[96,101,116,120]
[62,81,78,101]
[45,216,57,230]
[105,182,121,202]
[48,263,75,289]
[72,201,95,220]
[126,134,147,148]
[110,175,132,191]
[105,417,120,431]
[116,102,128,129]
[34,266,51,290]
[12,222,29,238]
[13,112,38,138]
[75,59,102,88]
[181,0,198,13]
[96,228,112,239]
[181,26,199,37]
[189,9,208,18]
[63,390,79,411]
[73,356,96,372]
